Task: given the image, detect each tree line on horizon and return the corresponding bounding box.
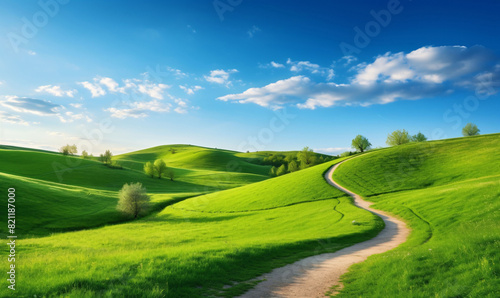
[347,122,481,155]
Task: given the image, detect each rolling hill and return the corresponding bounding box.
[332,133,500,297]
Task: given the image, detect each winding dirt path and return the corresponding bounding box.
[238,158,410,298]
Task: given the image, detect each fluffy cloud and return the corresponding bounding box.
[35,85,77,97]
[218,76,312,109]
[204,69,238,86]
[179,85,203,95]
[0,111,29,126]
[78,81,106,97]
[78,76,170,100]
[219,46,500,110]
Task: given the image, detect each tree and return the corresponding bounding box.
[297,147,317,169]
[154,159,167,179]
[99,154,105,163]
[276,164,287,176]
[462,123,480,136]
[411,132,427,142]
[81,150,89,159]
[116,183,150,219]
[144,161,155,178]
[351,135,371,153]
[104,150,113,164]
[166,169,175,181]
[288,160,299,173]
[269,166,277,177]
[386,129,411,146]
[59,144,77,155]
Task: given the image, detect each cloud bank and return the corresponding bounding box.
[219,45,499,109]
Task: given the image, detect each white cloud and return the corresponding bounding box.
[219,46,500,110]
[340,55,357,66]
[166,67,188,78]
[0,111,29,126]
[0,96,61,116]
[218,76,312,110]
[105,99,172,119]
[204,69,238,86]
[271,61,284,68]
[179,85,203,95]
[99,77,119,92]
[287,58,334,80]
[70,103,83,108]
[78,81,106,97]
[247,25,261,38]
[35,85,77,97]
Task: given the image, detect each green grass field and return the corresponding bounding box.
[0,154,382,297]
[0,134,498,297]
[332,133,500,297]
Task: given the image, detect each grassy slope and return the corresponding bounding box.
[332,133,500,297]
[1,158,383,297]
[0,145,271,238]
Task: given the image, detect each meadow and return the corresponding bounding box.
[0,134,497,297]
[0,145,380,297]
[332,133,500,297]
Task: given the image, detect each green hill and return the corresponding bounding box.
[332,133,500,297]
[0,156,381,297]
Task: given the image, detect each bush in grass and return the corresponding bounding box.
[116,182,150,219]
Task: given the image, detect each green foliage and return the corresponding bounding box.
[276,164,287,176]
[154,159,167,179]
[386,129,410,146]
[166,169,175,181]
[340,151,356,158]
[81,150,89,159]
[59,144,77,155]
[116,182,150,218]
[297,146,317,169]
[269,166,277,177]
[351,135,371,152]
[462,122,480,136]
[411,132,427,142]
[144,161,155,178]
[288,160,299,172]
[99,150,113,164]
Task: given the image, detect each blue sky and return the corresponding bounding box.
[1,0,499,155]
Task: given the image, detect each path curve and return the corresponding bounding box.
[238,158,410,298]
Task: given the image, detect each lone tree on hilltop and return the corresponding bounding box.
[60,144,77,155]
[351,135,371,153]
[411,132,427,142]
[144,161,155,178]
[81,150,89,159]
[116,182,150,219]
[462,123,480,136]
[154,159,167,179]
[386,129,411,146]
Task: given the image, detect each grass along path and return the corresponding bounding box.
[238,157,409,297]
